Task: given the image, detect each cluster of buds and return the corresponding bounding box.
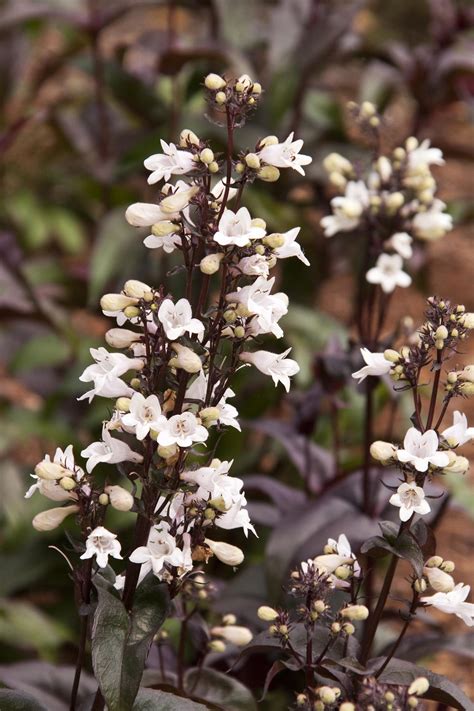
[204,72,262,120]
[414,555,456,594]
[311,675,430,710]
[208,613,253,652]
[321,105,453,296]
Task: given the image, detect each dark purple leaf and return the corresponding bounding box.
[243,474,306,513]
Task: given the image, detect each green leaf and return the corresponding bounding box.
[132,688,208,710]
[91,573,169,711]
[10,333,70,373]
[376,658,474,710]
[88,208,139,304]
[0,690,48,711]
[185,668,257,711]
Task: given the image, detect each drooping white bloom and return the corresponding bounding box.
[236,254,270,278]
[272,226,310,265]
[144,140,195,184]
[327,534,361,578]
[441,411,474,448]
[321,181,370,237]
[32,505,79,531]
[412,199,453,241]
[389,482,431,522]
[185,371,240,431]
[80,526,122,568]
[81,427,144,473]
[204,538,244,566]
[227,276,288,338]
[211,625,253,646]
[156,412,208,449]
[129,523,192,579]
[406,139,444,171]
[421,583,474,627]
[424,565,455,593]
[125,202,169,227]
[25,445,83,500]
[213,208,266,247]
[144,231,182,252]
[78,348,143,403]
[158,298,204,341]
[396,428,450,473]
[366,253,412,293]
[211,177,238,203]
[352,348,392,383]
[258,132,312,175]
[240,348,299,392]
[386,232,413,259]
[121,393,166,441]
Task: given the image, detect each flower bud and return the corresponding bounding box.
[99,493,109,506]
[169,343,202,373]
[425,555,443,568]
[443,454,469,475]
[200,252,224,275]
[208,639,226,653]
[323,152,353,175]
[208,161,219,174]
[224,309,237,323]
[59,476,76,491]
[105,485,134,512]
[234,326,245,339]
[115,397,131,413]
[361,100,376,117]
[123,306,141,319]
[386,191,404,210]
[377,156,392,182]
[370,440,397,464]
[245,153,260,170]
[263,233,285,249]
[257,166,280,182]
[200,148,214,164]
[340,704,355,711]
[204,73,226,90]
[384,349,400,363]
[328,171,347,189]
[318,687,338,704]
[236,74,252,91]
[205,539,244,566]
[199,407,221,426]
[440,560,455,573]
[235,161,245,174]
[296,694,307,707]
[105,328,141,349]
[130,377,141,390]
[151,220,180,236]
[408,677,429,696]
[342,622,355,635]
[222,613,236,626]
[160,186,199,214]
[331,622,341,634]
[123,279,152,299]
[435,325,448,340]
[335,565,351,580]
[414,578,427,593]
[32,505,79,531]
[179,128,199,147]
[258,606,279,621]
[459,382,474,396]
[423,566,455,592]
[460,312,474,329]
[100,294,138,312]
[35,460,73,481]
[215,91,226,105]
[157,443,179,460]
[259,135,279,147]
[211,625,252,646]
[341,605,369,621]
[313,600,326,613]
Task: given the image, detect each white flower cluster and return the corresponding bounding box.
[27,73,309,588]
[321,133,453,293]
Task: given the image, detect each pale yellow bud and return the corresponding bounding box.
[386,191,404,210]
[215,91,226,105]
[123,306,141,319]
[369,116,380,127]
[123,279,152,299]
[257,166,280,182]
[245,153,260,170]
[408,697,419,708]
[169,343,202,373]
[406,136,419,151]
[211,625,252,646]
[200,148,214,164]
[440,560,455,573]
[223,309,237,323]
[425,555,443,568]
[105,485,134,512]
[443,454,469,475]
[179,128,199,147]
[252,82,262,94]
[259,135,278,147]
[208,639,226,653]
[335,565,351,580]
[341,604,369,621]
[99,493,109,506]
[460,312,474,329]
[105,328,141,349]
[263,233,285,249]
[115,397,131,412]
[32,505,79,531]
[361,101,376,117]
[222,613,236,626]
[205,73,226,91]
[424,566,455,592]
[331,622,341,634]
[235,162,245,174]
[414,578,427,593]
[313,600,326,613]
[408,677,429,696]
[100,294,138,312]
[328,172,347,189]
[200,252,224,275]
[323,152,353,175]
[160,186,199,214]
[393,147,406,160]
[318,686,338,704]
[205,539,244,566]
[35,460,73,481]
[151,220,180,237]
[296,694,307,707]
[370,440,397,464]
[130,377,141,390]
[435,325,448,340]
[208,161,219,174]
[342,622,355,635]
[59,476,76,491]
[157,443,179,460]
[199,407,221,426]
[384,349,400,363]
[377,156,392,182]
[236,74,252,91]
[234,326,245,339]
[459,382,474,396]
[258,606,279,621]
[340,704,356,711]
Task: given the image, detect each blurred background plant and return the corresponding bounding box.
[0,0,473,708]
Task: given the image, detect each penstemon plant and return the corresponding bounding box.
[27,72,311,711]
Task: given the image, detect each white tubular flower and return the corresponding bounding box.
[143,140,195,184]
[421,583,474,627]
[78,347,143,403]
[236,254,270,278]
[160,183,199,214]
[211,625,253,646]
[105,328,141,349]
[32,505,79,531]
[396,428,450,473]
[257,132,312,175]
[423,566,455,593]
[321,181,370,237]
[441,411,474,447]
[80,526,122,568]
[370,440,397,464]
[105,485,134,511]
[205,539,244,566]
[272,226,309,265]
[213,207,266,247]
[412,199,453,241]
[25,476,76,502]
[144,229,182,253]
[169,343,202,373]
[125,202,169,227]
[28,445,84,498]
[406,139,444,171]
[158,298,204,340]
[313,553,355,576]
[81,427,144,473]
[185,372,240,431]
[386,232,413,259]
[129,523,192,579]
[121,393,166,441]
[100,294,138,312]
[240,348,299,392]
[352,347,392,383]
[228,276,288,338]
[326,534,361,578]
[211,177,238,203]
[366,253,412,293]
[389,482,431,522]
[408,678,430,697]
[156,412,208,449]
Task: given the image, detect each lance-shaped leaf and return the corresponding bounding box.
[185,668,257,711]
[0,690,49,711]
[361,521,425,577]
[91,573,169,711]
